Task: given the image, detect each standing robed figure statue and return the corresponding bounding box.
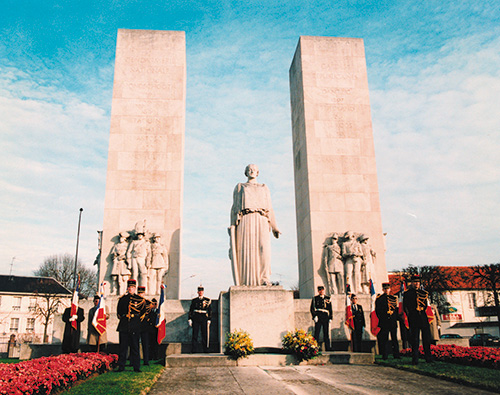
[229,164,280,286]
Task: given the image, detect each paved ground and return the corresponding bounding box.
[148,365,497,394]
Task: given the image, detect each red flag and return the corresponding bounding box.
[345,284,354,330]
[70,276,80,330]
[156,284,166,344]
[370,310,380,336]
[92,282,106,336]
[426,305,435,324]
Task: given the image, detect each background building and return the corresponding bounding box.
[0,275,72,356]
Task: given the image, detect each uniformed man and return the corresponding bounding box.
[310,285,333,351]
[188,286,212,353]
[403,274,432,364]
[137,286,154,366]
[375,282,400,359]
[117,279,148,372]
[349,294,366,352]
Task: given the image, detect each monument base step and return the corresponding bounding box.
[165,351,373,367]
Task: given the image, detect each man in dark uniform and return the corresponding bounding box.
[375,283,400,359]
[137,286,153,366]
[117,279,148,372]
[188,286,212,353]
[350,294,365,352]
[310,285,333,351]
[403,275,432,364]
[62,302,85,353]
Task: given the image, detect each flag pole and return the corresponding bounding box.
[73,208,84,290]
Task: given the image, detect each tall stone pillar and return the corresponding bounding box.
[100,29,185,299]
[289,36,387,299]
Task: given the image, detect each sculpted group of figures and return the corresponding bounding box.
[310,275,441,364]
[322,231,377,295]
[110,220,169,296]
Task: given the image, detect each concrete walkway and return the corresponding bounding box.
[148,365,496,394]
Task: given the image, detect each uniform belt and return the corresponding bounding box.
[315,308,329,313]
[194,310,207,314]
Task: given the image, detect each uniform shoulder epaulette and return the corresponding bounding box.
[376,293,383,299]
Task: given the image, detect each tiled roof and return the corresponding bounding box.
[0,275,72,295]
[388,266,499,293]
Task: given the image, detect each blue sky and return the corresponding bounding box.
[1,1,499,298]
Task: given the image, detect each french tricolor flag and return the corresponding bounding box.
[70,276,80,330]
[345,284,354,330]
[92,282,107,336]
[369,278,380,336]
[398,280,409,329]
[156,284,166,344]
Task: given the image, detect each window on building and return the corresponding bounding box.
[29,298,37,312]
[10,318,19,332]
[26,318,35,332]
[468,293,477,309]
[13,297,22,311]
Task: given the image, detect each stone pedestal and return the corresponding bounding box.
[219,286,295,350]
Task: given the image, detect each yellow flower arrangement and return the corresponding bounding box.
[224,329,255,360]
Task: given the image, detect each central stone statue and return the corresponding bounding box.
[229,164,280,286]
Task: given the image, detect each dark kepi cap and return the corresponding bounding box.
[317,285,325,291]
[152,298,157,303]
[412,274,421,281]
[93,294,100,301]
[127,279,137,287]
[138,286,146,293]
[197,286,204,291]
[382,282,391,289]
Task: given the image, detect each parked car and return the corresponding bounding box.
[440,333,462,339]
[469,333,500,347]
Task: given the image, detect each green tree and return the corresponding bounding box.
[34,254,97,298]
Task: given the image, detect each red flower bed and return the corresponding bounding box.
[400,344,500,369]
[0,353,118,395]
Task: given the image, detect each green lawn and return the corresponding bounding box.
[0,358,20,364]
[375,355,500,393]
[62,361,164,395]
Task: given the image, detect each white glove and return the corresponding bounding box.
[314,316,318,323]
[69,315,78,322]
[329,319,332,324]
[207,320,211,325]
[188,319,192,327]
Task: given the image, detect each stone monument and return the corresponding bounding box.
[289,36,388,298]
[99,29,186,299]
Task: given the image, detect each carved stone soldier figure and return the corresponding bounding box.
[127,232,151,287]
[110,231,131,295]
[342,231,363,293]
[360,234,376,294]
[323,233,344,294]
[149,233,169,295]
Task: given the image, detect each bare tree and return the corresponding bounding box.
[471,263,500,333]
[399,265,461,313]
[34,254,97,298]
